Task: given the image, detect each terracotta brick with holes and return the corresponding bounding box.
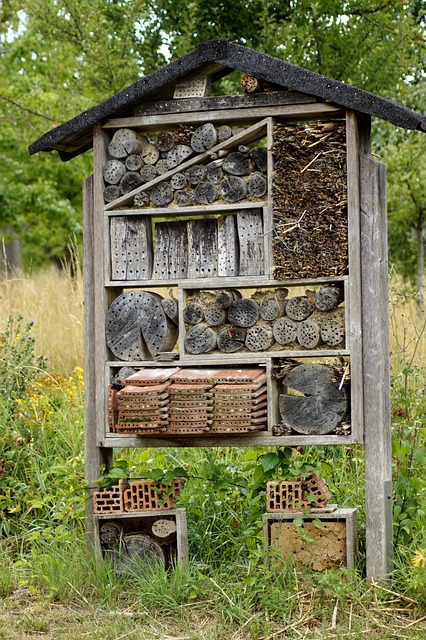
[266,480,311,513]
[123,479,184,512]
[93,485,124,513]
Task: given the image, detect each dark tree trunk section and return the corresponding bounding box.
[194,181,217,204]
[119,171,144,194]
[150,182,174,207]
[204,304,227,326]
[220,176,248,202]
[104,185,121,203]
[247,172,267,197]
[185,165,207,185]
[125,154,144,171]
[223,151,254,176]
[140,164,159,183]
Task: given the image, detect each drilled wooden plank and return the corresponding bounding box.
[237,209,264,275]
[187,219,218,278]
[152,220,188,280]
[110,216,152,280]
[217,215,238,276]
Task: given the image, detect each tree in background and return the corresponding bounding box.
[0,0,424,277]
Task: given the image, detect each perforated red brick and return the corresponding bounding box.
[266,481,311,513]
[93,485,124,513]
[123,479,184,512]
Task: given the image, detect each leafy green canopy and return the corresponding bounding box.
[0,0,424,270]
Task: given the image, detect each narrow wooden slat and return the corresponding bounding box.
[152,220,188,280]
[217,215,238,276]
[187,218,218,278]
[110,216,153,280]
[237,209,265,275]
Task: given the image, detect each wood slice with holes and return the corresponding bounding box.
[103,159,126,185]
[237,210,264,275]
[217,125,233,142]
[279,363,348,435]
[187,219,218,278]
[185,323,217,354]
[119,171,144,195]
[206,161,223,184]
[134,191,150,207]
[223,152,254,176]
[108,129,143,158]
[241,74,261,94]
[140,300,178,357]
[141,141,160,165]
[220,176,248,203]
[228,298,260,327]
[217,216,238,277]
[297,320,322,349]
[286,296,313,321]
[125,154,144,171]
[204,304,226,326]
[166,144,193,169]
[104,185,121,203]
[152,221,188,279]
[175,189,195,207]
[140,164,159,183]
[110,216,152,281]
[194,181,217,204]
[250,147,268,173]
[183,302,204,324]
[314,286,343,311]
[320,318,345,346]
[157,131,176,152]
[150,182,174,207]
[217,327,246,352]
[273,317,298,345]
[185,165,207,185]
[247,172,267,197]
[156,159,169,175]
[260,297,283,321]
[245,325,274,352]
[170,173,188,190]
[191,123,217,153]
[161,298,178,324]
[216,289,242,309]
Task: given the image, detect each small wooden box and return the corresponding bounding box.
[262,507,358,571]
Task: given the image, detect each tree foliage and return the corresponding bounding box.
[0,0,425,272]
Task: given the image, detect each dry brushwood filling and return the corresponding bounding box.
[272,122,347,279]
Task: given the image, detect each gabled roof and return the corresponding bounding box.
[29,39,426,161]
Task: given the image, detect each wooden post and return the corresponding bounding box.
[360,154,393,581]
[83,174,112,549]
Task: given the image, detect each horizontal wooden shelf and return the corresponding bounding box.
[104,201,267,217]
[104,275,348,289]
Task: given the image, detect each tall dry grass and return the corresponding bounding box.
[0,262,83,374]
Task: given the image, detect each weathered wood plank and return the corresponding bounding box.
[106,201,266,217]
[110,216,152,280]
[152,220,188,280]
[217,215,238,276]
[360,153,393,582]
[237,209,265,275]
[187,219,218,278]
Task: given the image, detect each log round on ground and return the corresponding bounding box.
[119,171,144,195]
[217,327,246,352]
[183,302,204,324]
[297,320,322,349]
[191,123,217,153]
[286,296,313,321]
[279,363,348,434]
[314,286,343,311]
[150,182,174,207]
[185,323,217,354]
[170,173,188,190]
[216,289,242,309]
[247,172,267,197]
[228,298,260,327]
[204,303,227,326]
[320,318,345,346]
[220,176,248,202]
[245,325,274,351]
[104,159,126,185]
[223,151,254,176]
[273,317,298,345]
[194,181,217,204]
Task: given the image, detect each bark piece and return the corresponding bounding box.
[223,152,254,176]
[150,182,174,207]
[191,123,217,153]
[228,298,260,327]
[247,172,267,197]
[217,327,246,352]
[194,181,217,204]
[220,176,248,202]
[314,286,343,311]
[320,318,345,346]
[204,304,226,326]
[185,324,217,354]
[297,320,322,349]
[119,171,144,195]
[104,159,126,185]
[273,317,298,345]
[279,363,348,435]
[286,296,313,321]
[183,302,204,324]
[245,325,274,351]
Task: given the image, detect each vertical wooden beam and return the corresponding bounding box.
[360,154,393,581]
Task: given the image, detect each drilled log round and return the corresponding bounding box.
[108,129,142,158]
[250,147,268,173]
[206,161,223,184]
[279,364,348,435]
[185,324,217,354]
[104,185,121,203]
[183,302,204,324]
[103,159,126,185]
[161,298,178,324]
[156,158,169,175]
[157,131,176,152]
[220,176,248,202]
[170,173,188,190]
[119,171,144,195]
[217,125,233,142]
[286,296,313,321]
[297,320,322,349]
[191,123,217,153]
[194,181,217,204]
[320,318,345,346]
[260,298,281,321]
[217,327,246,352]
[175,189,195,207]
[125,154,144,171]
[223,152,254,176]
[273,317,298,345]
[314,286,343,311]
[141,142,160,165]
[204,304,226,326]
[247,172,267,198]
[245,325,274,352]
[166,144,193,169]
[140,164,159,183]
[241,74,260,94]
[185,165,207,185]
[150,182,173,207]
[228,298,260,327]
[216,289,242,309]
[106,290,178,360]
[133,191,150,207]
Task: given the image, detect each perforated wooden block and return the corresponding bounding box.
[266,481,311,512]
[263,508,358,570]
[93,486,124,513]
[123,480,184,512]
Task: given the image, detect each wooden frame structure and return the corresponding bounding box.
[30,39,426,582]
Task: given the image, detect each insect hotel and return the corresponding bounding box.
[30,39,426,580]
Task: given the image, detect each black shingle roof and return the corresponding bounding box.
[29,39,426,160]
